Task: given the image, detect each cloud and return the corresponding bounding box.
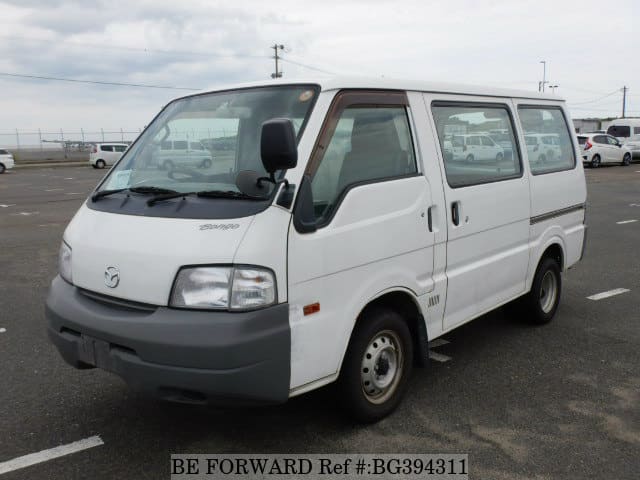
[0,0,637,133]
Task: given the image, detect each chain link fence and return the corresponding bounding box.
[0,128,143,164]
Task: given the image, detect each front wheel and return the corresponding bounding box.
[496,152,504,162]
[339,308,413,423]
[96,159,106,169]
[0,163,5,174]
[522,257,561,325]
[622,153,631,166]
[466,154,474,162]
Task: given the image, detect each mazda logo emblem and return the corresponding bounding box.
[104,266,120,288]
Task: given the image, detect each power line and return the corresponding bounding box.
[0,72,200,90]
[279,56,335,75]
[569,89,620,105]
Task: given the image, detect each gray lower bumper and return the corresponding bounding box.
[45,276,291,405]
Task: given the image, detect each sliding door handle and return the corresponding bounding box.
[451,201,461,226]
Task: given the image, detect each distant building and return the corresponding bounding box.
[573,118,602,133]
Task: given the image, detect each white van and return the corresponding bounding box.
[46,79,587,422]
[89,143,129,169]
[605,119,640,144]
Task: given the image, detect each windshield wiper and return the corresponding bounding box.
[147,190,262,206]
[91,186,179,202]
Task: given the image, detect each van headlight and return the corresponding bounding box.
[169,266,276,311]
[58,241,73,284]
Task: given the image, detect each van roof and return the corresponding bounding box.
[196,76,563,102]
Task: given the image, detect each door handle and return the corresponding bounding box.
[427,207,433,232]
[451,201,461,226]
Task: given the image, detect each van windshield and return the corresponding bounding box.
[98,85,319,195]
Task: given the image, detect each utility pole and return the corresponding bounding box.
[271,44,284,78]
[539,60,547,92]
[622,86,628,118]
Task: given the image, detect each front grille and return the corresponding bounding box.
[78,288,158,313]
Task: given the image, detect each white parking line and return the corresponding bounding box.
[10,212,39,216]
[429,338,450,348]
[587,288,630,301]
[0,204,16,208]
[616,219,638,224]
[0,328,6,333]
[65,192,82,195]
[0,436,103,475]
[45,188,63,192]
[630,204,640,207]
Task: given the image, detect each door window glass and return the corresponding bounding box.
[100,145,113,152]
[310,106,416,224]
[114,145,127,152]
[518,107,576,174]
[432,103,521,187]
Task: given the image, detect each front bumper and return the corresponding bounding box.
[45,276,291,405]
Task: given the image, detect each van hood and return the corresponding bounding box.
[64,205,254,305]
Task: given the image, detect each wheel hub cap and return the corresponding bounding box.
[361,330,403,404]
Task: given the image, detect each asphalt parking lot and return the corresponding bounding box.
[0,165,638,479]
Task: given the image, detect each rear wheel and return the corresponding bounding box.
[590,154,601,168]
[200,158,212,169]
[96,159,106,169]
[522,256,561,325]
[496,152,504,162]
[622,153,631,166]
[339,307,413,423]
[163,159,174,171]
[466,154,474,162]
[0,163,5,174]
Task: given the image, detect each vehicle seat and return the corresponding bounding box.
[338,112,410,190]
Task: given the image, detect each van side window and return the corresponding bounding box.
[114,145,127,152]
[607,125,630,138]
[431,103,521,188]
[100,145,113,152]
[518,106,576,175]
[310,106,417,224]
[635,127,640,135]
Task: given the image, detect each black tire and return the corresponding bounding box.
[522,256,561,325]
[200,158,212,169]
[96,159,106,169]
[622,153,631,166]
[338,307,413,423]
[466,154,474,162]
[496,152,504,162]
[0,163,5,174]
[590,154,601,168]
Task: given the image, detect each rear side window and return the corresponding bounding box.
[173,140,188,150]
[593,135,608,144]
[0,149,8,154]
[634,127,640,135]
[432,103,521,188]
[607,125,631,138]
[518,106,576,175]
[310,106,417,225]
[100,145,113,152]
[577,136,587,145]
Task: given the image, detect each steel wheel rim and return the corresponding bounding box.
[361,329,404,405]
[539,270,558,314]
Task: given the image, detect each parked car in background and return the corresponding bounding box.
[157,140,213,170]
[524,133,562,164]
[90,143,128,169]
[624,134,640,160]
[451,134,504,162]
[606,119,640,144]
[577,133,632,167]
[0,148,15,174]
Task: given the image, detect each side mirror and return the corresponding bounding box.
[261,118,297,175]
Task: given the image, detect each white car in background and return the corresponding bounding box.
[577,133,632,167]
[524,134,562,164]
[0,148,15,174]
[623,134,640,160]
[451,134,505,162]
[90,143,128,169]
[156,140,213,170]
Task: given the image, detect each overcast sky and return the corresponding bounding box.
[0,0,637,137]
